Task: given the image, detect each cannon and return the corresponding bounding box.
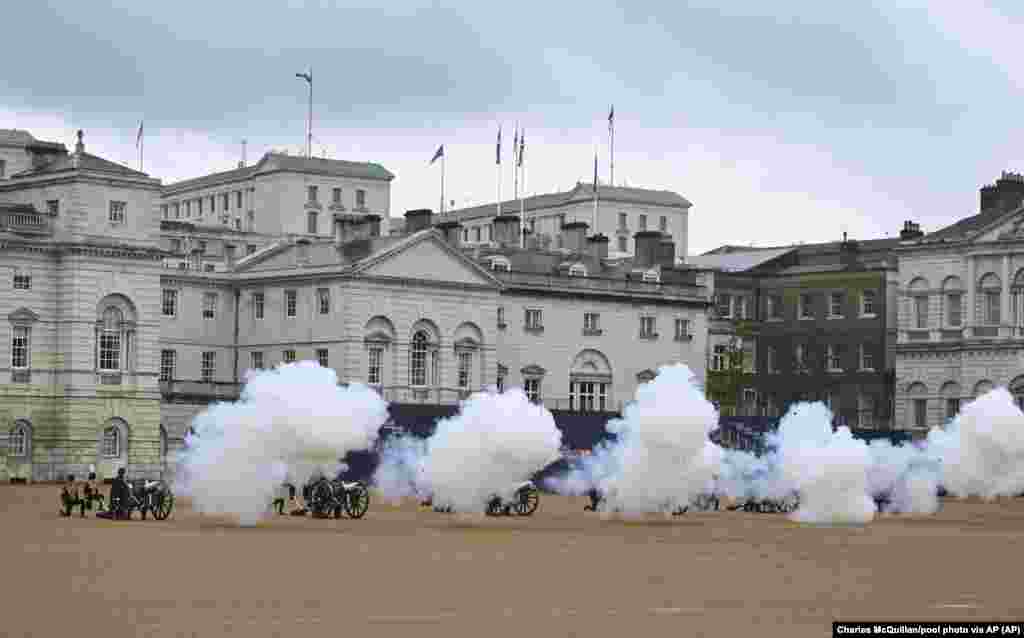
[485,481,540,517]
[306,477,370,519]
[725,492,799,514]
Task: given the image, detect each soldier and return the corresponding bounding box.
[82,470,105,513]
[60,474,86,518]
[106,468,131,520]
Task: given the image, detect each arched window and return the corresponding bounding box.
[9,420,30,457]
[974,379,994,398]
[979,273,1001,325]
[941,276,963,328]
[569,350,612,413]
[410,331,429,387]
[102,426,120,458]
[99,306,123,372]
[908,277,930,330]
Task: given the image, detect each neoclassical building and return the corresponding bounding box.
[894,172,1024,434]
[2,129,711,481]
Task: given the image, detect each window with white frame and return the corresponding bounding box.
[367,346,383,385]
[638,214,647,231]
[283,349,296,364]
[659,216,668,232]
[109,201,126,224]
[221,193,229,211]
[253,292,265,320]
[829,292,844,318]
[307,211,318,234]
[490,257,510,272]
[11,325,30,370]
[861,290,876,316]
[47,199,59,215]
[639,316,656,338]
[410,332,430,386]
[584,312,600,332]
[201,351,215,382]
[497,307,505,327]
[98,307,123,372]
[317,288,330,315]
[316,348,329,368]
[945,398,960,421]
[236,191,243,209]
[524,378,541,403]
[858,394,875,428]
[570,381,608,412]
[799,293,814,319]
[356,189,366,209]
[913,398,927,428]
[13,271,30,290]
[860,344,875,371]
[332,187,342,204]
[285,290,297,318]
[985,290,1000,324]
[159,349,176,382]
[250,351,264,370]
[307,185,318,202]
[711,344,727,371]
[525,308,543,330]
[642,269,660,283]
[913,295,928,329]
[9,421,28,457]
[946,293,962,327]
[674,318,690,340]
[161,289,177,317]
[457,350,472,389]
[827,344,843,372]
[202,292,217,320]
[102,426,120,458]
[715,294,732,318]
[618,236,627,252]
[569,264,587,277]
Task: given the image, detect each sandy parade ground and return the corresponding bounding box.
[3,484,1023,638]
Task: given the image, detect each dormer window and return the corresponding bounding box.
[490,257,511,272]
[569,264,587,278]
[642,269,660,283]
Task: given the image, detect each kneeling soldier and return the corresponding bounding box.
[60,475,87,518]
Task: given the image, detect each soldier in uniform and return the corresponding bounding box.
[98,467,131,520]
[60,475,86,518]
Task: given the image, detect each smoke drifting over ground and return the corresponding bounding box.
[175,362,388,525]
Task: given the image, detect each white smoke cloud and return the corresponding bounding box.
[420,389,563,513]
[373,434,429,504]
[175,362,388,525]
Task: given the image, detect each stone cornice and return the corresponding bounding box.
[0,172,161,192]
[0,238,167,260]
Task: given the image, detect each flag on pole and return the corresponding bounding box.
[518,128,525,167]
[496,124,502,165]
[430,144,444,164]
[593,151,598,193]
[136,120,144,149]
[513,126,519,166]
[608,105,614,130]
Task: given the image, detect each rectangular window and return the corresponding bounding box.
[250,351,264,370]
[640,316,656,338]
[525,308,543,329]
[524,378,541,403]
[767,295,782,319]
[285,290,297,318]
[861,290,876,315]
[474,227,481,242]
[827,344,843,372]
[913,398,927,428]
[858,394,875,428]
[618,236,627,252]
[332,187,341,204]
[618,213,627,228]
[497,307,505,327]
[11,326,30,369]
[209,196,215,212]
[947,293,962,327]
[356,189,366,209]
[109,201,126,224]
[799,294,814,319]
[201,351,215,383]
[457,351,472,389]
[222,193,230,211]
[236,191,243,209]
[860,344,875,370]
[317,288,330,315]
[316,348,329,368]
[159,349,176,382]
[197,198,203,215]
[47,199,59,215]
[202,292,217,320]
[766,346,776,373]
[99,331,120,372]
[173,203,180,219]
[829,292,844,317]
[674,318,690,340]
[307,212,318,234]
[161,289,177,317]
[914,296,928,329]
[0,159,5,178]
[711,344,727,371]
[13,272,31,290]
[584,312,600,332]
[308,185,318,202]
[985,291,1000,324]
[659,216,668,232]
[945,398,960,421]
[638,214,647,231]
[252,292,265,320]
[283,349,296,364]
[367,347,383,385]
[716,294,732,318]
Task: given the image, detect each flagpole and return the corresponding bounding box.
[440,150,446,216]
[496,124,502,219]
[519,129,526,248]
[609,105,615,188]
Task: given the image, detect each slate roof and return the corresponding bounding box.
[12,151,150,179]
[445,182,691,223]
[695,236,901,274]
[0,129,68,152]
[686,247,793,272]
[163,152,395,194]
[923,209,1008,242]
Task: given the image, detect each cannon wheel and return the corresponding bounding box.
[779,494,799,513]
[310,481,334,518]
[344,484,370,520]
[151,490,175,521]
[485,497,504,516]
[515,487,540,516]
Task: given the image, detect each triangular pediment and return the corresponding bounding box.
[971,208,1024,243]
[353,231,501,288]
[8,307,39,324]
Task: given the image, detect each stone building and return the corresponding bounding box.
[894,172,1024,434]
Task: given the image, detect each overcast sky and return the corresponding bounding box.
[3,1,1024,255]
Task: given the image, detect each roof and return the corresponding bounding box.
[163,151,395,194]
[924,208,1007,242]
[12,151,150,179]
[445,182,691,223]
[0,129,67,152]
[687,247,794,272]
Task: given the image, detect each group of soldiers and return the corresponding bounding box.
[59,467,146,520]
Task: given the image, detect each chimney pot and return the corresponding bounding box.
[404,209,434,233]
[434,220,463,246]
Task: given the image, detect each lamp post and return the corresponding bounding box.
[295,69,312,158]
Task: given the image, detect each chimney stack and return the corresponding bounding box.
[587,233,609,262]
[560,221,589,254]
[333,214,361,245]
[980,171,1024,214]
[657,234,676,268]
[363,214,382,238]
[404,209,434,233]
[435,220,463,247]
[899,220,923,241]
[633,231,662,269]
[492,214,521,247]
